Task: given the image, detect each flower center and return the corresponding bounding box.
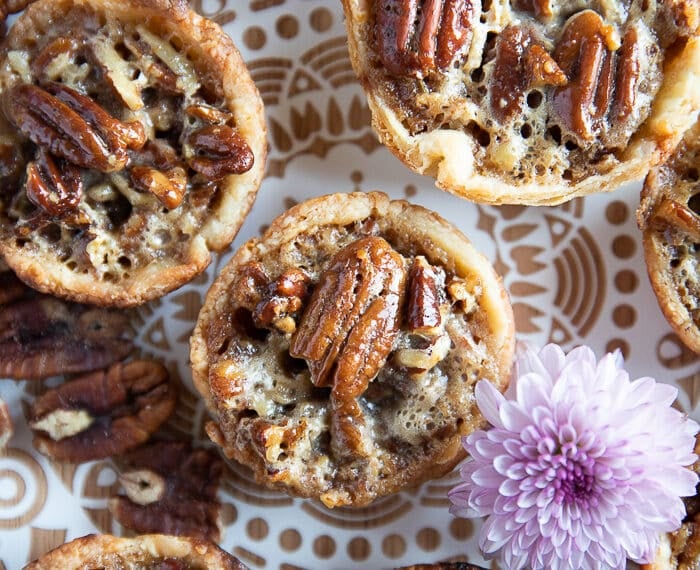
[550,444,597,506]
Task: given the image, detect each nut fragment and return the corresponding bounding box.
[25,148,83,217]
[130,165,187,209]
[253,268,310,334]
[490,26,566,123]
[29,360,175,462]
[185,124,254,180]
[0,296,134,379]
[0,397,13,451]
[375,0,475,77]
[648,198,700,241]
[110,440,224,542]
[5,82,146,172]
[290,236,406,456]
[511,0,553,20]
[407,256,446,334]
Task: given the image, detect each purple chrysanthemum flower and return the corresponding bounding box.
[448,343,699,570]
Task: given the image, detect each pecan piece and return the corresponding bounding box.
[30,360,176,462]
[253,268,311,334]
[512,0,553,20]
[552,11,643,145]
[0,296,134,379]
[648,197,700,241]
[110,440,224,542]
[290,236,406,456]
[130,165,187,209]
[25,148,83,217]
[395,257,451,374]
[0,397,13,451]
[5,82,145,172]
[185,125,254,180]
[490,26,566,123]
[375,0,475,77]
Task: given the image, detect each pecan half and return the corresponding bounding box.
[25,148,83,217]
[0,296,134,380]
[490,26,566,123]
[552,11,642,144]
[290,236,406,456]
[375,0,475,77]
[110,440,224,542]
[30,360,176,462]
[184,125,253,180]
[5,82,146,172]
[0,397,13,451]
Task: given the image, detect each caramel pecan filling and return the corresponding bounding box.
[0,8,254,275]
[366,0,688,182]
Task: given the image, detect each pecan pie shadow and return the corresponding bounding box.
[0,0,266,306]
[23,533,248,569]
[341,1,700,205]
[637,117,700,354]
[191,191,515,508]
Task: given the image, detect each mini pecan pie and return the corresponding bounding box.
[23,533,248,569]
[342,0,700,205]
[191,191,515,507]
[637,118,700,354]
[0,0,266,306]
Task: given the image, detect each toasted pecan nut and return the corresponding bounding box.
[0,397,13,451]
[375,0,475,77]
[253,267,310,334]
[5,82,145,173]
[0,296,134,380]
[407,256,446,334]
[130,165,187,209]
[185,124,254,180]
[110,440,224,542]
[30,360,175,462]
[25,148,83,217]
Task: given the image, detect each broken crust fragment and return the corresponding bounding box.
[23,533,248,569]
[191,191,514,507]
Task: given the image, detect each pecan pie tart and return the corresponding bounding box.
[23,533,248,569]
[0,0,266,306]
[342,0,700,205]
[191,191,515,507]
[637,118,700,354]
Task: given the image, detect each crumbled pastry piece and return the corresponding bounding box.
[23,533,248,569]
[191,191,514,508]
[637,118,700,354]
[342,0,700,205]
[110,440,224,542]
[0,397,13,451]
[29,360,176,462]
[0,0,266,306]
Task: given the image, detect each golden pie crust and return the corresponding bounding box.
[342,0,700,205]
[191,191,514,507]
[0,0,266,306]
[637,118,700,354]
[23,533,248,569]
